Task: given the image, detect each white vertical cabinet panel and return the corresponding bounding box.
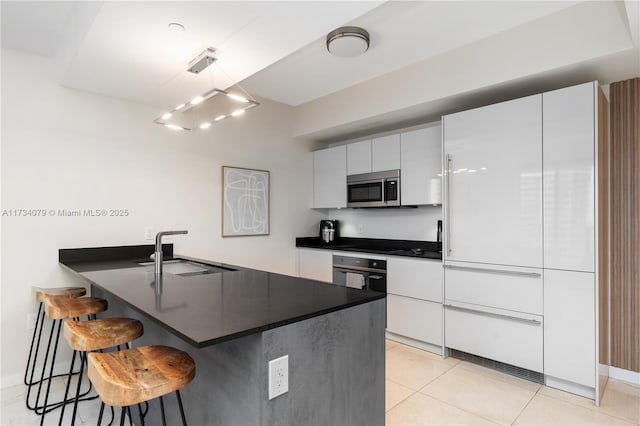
[543,82,595,272]
[372,134,401,171]
[387,294,442,346]
[443,94,543,268]
[544,269,595,387]
[387,257,442,302]
[400,126,442,206]
[297,249,333,283]
[347,140,372,175]
[313,145,346,208]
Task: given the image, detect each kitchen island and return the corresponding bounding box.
[60,245,386,426]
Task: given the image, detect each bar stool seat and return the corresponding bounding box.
[58,318,144,425]
[25,287,87,388]
[45,296,108,320]
[88,346,195,425]
[64,317,143,352]
[34,297,109,422]
[34,286,86,302]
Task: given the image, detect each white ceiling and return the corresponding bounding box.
[2,0,639,136]
[243,1,584,106]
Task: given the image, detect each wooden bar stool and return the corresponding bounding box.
[58,317,144,426]
[88,346,196,426]
[33,296,108,423]
[24,287,86,391]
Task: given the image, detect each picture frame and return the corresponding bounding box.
[222,166,270,237]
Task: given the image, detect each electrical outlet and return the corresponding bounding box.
[268,355,289,400]
[144,227,154,241]
[26,313,37,330]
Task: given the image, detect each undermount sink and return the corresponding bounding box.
[138,259,236,276]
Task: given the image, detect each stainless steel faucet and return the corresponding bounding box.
[154,230,188,276]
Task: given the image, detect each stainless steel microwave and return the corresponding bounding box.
[347,169,400,208]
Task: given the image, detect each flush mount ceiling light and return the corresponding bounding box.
[154,47,259,131]
[326,26,370,57]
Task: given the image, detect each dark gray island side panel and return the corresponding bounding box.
[92,287,385,426]
[262,299,385,426]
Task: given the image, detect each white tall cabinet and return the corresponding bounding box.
[542,82,600,398]
[443,81,605,402]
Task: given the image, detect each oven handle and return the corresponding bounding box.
[333,265,386,274]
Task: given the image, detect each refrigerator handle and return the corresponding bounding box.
[446,154,452,256]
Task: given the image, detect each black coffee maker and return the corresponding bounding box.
[319,220,339,244]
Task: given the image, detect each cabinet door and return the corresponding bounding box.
[401,126,442,206]
[372,134,400,171]
[443,94,542,267]
[347,140,372,175]
[387,294,442,346]
[543,82,595,272]
[544,269,595,387]
[313,146,346,208]
[387,257,442,302]
[298,249,333,283]
[445,304,543,372]
[444,261,543,315]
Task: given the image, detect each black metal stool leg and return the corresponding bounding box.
[159,396,167,426]
[119,407,126,426]
[97,402,105,426]
[137,403,145,426]
[56,348,78,425]
[38,319,62,424]
[26,308,50,410]
[24,302,43,386]
[176,390,187,426]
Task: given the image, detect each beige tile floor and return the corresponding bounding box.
[386,340,640,426]
[2,340,639,425]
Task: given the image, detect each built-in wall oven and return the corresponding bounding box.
[347,169,400,208]
[332,255,387,292]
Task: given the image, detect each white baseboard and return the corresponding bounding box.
[609,366,640,385]
[545,376,596,400]
[386,332,443,356]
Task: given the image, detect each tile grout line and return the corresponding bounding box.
[510,381,543,425]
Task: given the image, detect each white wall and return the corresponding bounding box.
[328,207,441,241]
[0,49,323,386]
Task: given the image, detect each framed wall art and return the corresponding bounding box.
[222,166,270,237]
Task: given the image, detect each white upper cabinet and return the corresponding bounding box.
[443,94,543,268]
[313,145,346,208]
[543,82,595,272]
[401,126,442,206]
[347,140,372,175]
[372,134,401,171]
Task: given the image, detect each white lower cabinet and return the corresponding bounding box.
[387,295,442,346]
[445,304,543,372]
[544,269,595,388]
[386,257,443,350]
[387,257,442,302]
[444,262,543,315]
[297,249,333,283]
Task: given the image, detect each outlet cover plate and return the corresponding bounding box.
[268,355,289,400]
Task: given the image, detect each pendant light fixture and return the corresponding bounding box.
[154,47,259,131]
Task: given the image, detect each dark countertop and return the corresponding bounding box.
[60,245,385,348]
[296,237,443,260]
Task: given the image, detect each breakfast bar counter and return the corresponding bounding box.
[59,244,385,426]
